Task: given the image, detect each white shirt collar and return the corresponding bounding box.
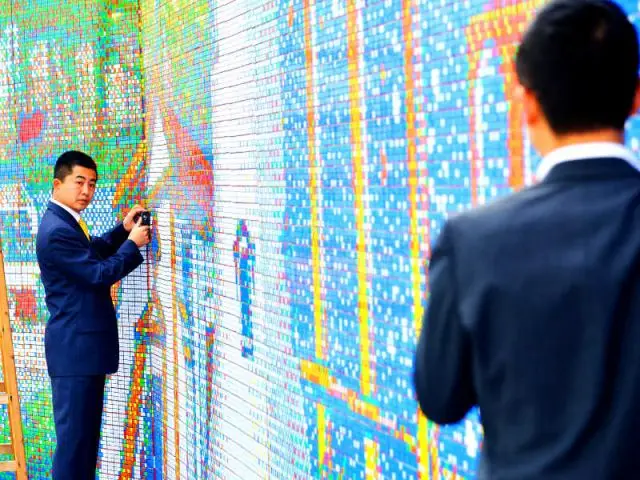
[536,142,640,180]
[536,142,640,181]
[50,198,81,223]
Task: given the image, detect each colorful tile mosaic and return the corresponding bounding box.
[3,0,640,478]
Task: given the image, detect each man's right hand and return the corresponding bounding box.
[128,218,151,248]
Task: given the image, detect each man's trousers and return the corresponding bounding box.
[50,375,106,480]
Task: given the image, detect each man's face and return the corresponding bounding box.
[53,166,97,213]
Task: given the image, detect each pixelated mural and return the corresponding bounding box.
[3,0,640,479]
[0,0,150,478]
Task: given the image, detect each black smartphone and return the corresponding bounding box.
[134,211,151,226]
[140,211,151,226]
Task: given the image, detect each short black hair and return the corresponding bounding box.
[515,0,639,134]
[54,151,98,182]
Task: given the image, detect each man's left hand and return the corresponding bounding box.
[123,204,146,232]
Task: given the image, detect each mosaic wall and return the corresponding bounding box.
[138,0,545,478]
[3,0,640,479]
[0,0,149,478]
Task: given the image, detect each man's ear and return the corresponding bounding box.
[53,178,62,191]
[632,79,640,115]
[517,84,541,127]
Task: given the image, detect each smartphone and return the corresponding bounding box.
[134,211,151,226]
[140,211,151,226]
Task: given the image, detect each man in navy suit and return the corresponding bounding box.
[36,150,150,479]
[414,1,640,478]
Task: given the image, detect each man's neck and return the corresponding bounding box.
[50,198,81,222]
[540,130,625,157]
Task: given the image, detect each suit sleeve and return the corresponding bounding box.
[46,227,144,287]
[413,221,476,424]
[91,222,129,258]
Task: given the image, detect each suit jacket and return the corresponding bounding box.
[414,156,640,479]
[36,201,143,376]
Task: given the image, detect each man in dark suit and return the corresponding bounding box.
[36,150,151,479]
[413,1,640,478]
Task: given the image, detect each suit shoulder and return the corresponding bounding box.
[36,213,76,250]
[37,210,60,236]
[445,184,550,239]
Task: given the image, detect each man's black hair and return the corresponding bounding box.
[515,0,639,134]
[54,151,98,182]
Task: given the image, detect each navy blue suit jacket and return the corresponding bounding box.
[36,202,143,377]
[414,157,640,479]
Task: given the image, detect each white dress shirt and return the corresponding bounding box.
[50,198,81,223]
[535,141,640,181]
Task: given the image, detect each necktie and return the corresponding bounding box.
[78,218,90,240]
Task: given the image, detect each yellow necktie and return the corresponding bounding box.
[78,218,90,240]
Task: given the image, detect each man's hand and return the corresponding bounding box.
[128,218,151,248]
[123,205,146,232]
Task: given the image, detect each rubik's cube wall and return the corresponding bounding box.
[0,0,149,478]
[2,0,640,478]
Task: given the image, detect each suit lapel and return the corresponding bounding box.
[47,201,89,244]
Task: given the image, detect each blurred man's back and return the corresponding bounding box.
[413,1,640,478]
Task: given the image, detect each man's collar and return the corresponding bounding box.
[50,198,81,222]
[535,142,640,181]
